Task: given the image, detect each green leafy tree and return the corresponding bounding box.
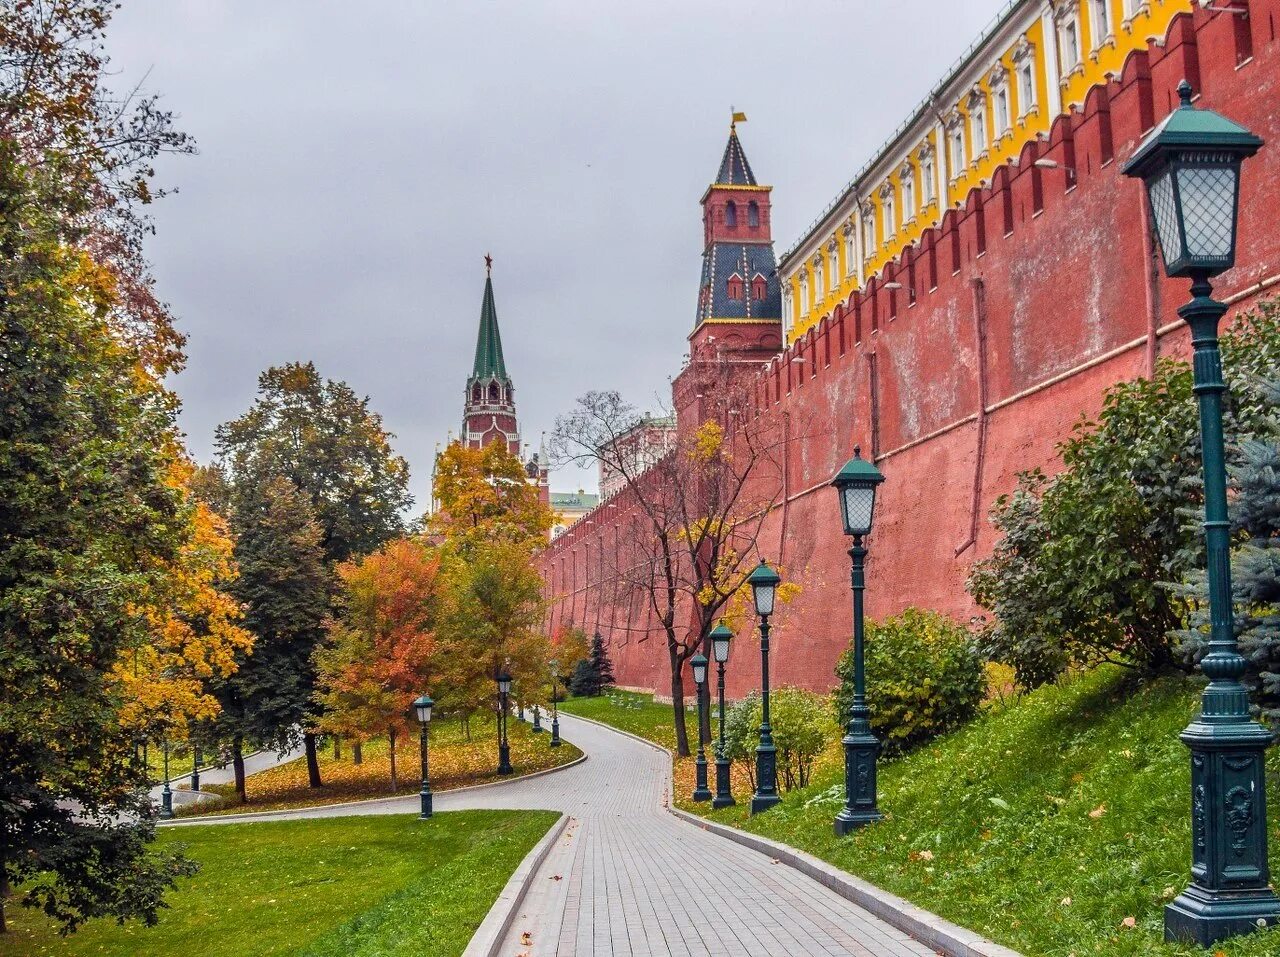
[1174,380,1280,721]
[834,609,986,756]
[214,362,413,783]
[1,0,201,934]
[210,478,330,800]
[970,304,1280,686]
[0,157,196,933]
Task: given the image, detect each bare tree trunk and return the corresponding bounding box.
[353,741,363,765]
[388,728,398,792]
[332,737,341,761]
[669,658,690,757]
[232,734,247,803]
[304,732,322,788]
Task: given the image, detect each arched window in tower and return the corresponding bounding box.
[747,201,760,228]
[488,382,500,403]
[726,273,744,301]
[472,385,482,404]
[725,201,737,227]
[751,274,767,301]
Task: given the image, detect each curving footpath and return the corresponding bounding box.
[168,713,934,955]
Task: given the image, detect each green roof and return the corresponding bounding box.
[550,492,600,509]
[471,275,508,381]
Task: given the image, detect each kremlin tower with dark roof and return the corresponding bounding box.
[690,120,783,362]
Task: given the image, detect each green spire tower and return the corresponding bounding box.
[462,255,520,455]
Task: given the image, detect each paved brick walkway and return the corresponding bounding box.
[170,713,935,956]
[458,714,935,957]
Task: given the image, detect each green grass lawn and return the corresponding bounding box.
[0,810,557,957]
[565,673,1280,957]
[560,690,686,750]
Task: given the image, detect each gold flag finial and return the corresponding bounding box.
[731,110,747,128]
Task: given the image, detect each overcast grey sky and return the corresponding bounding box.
[110,0,999,509]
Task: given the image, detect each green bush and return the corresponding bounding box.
[723,688,834,791]
[834,608,985,755]
[969,300,1280,687]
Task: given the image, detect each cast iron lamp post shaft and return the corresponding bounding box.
[712,657,734,809]
[160,741,174,820]
[498,692,513,775]
[692,664,712,802]
[550,675,562,747]
[1163,278,1280,942]
[834,537,882,834]
[419,721,433,818]
[751,615,780,814]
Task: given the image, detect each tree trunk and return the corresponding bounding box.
[304,732,323,788]
[353,741,363,765]
[669,667,690,757]
[333,737,341,760]
[388,728,398,792]
[232,735,247,803]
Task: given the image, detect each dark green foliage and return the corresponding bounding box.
[1174,380,1280,721]
[569,633,615,697]
[724,688,835,791]
[214,363,412,567]
[970,303,1280,687]
[834,608,986,755]
[0,151,195,933]
[213,363,412,784]
[210,478,330,757]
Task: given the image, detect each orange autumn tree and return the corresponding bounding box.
[315,537,440,790]
[430,441,555,730]
[112,454,254,746]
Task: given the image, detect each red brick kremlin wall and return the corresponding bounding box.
[540,5,1280,700]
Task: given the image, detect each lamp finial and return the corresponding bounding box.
[1177,79,1193,108]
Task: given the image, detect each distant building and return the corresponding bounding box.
[549,490,600,539]
[598,415,677,500]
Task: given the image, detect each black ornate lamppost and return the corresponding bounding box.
[413,694,434,819]
[190,745,201,793]
[747,559,782,815]
[690,653,712,802]
[831,446,885,836]
[548,659,562,748]
[159,739,174,820]
[532,703,544,733]
[1122,80,1279,946]
[496,669,514,775]
[709,623,735,810]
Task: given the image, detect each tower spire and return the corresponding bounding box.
[462,260,519,455]
[471,268,507,380]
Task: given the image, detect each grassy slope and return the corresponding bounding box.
[564,674,1280,957]
[184,715,580,816]
[0,810,557,957]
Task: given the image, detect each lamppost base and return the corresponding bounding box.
[712,757,735,809]
[420,792,433,820]
[498,743,513,776]
[1165,885,1280,946]
[693,754,712,802]
[550,718,561,747]
[833,807,883,835]
[750,793,781,815]
[159,791,174,821]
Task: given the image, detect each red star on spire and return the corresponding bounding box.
[484,253,493,276]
